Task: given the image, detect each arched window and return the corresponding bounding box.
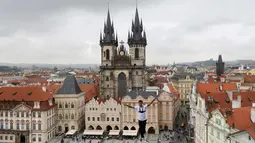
[100,113,106,121]
[136,71,138,75]
[65,114,68,119]
[135,48,139,59]
[59,114,62,119]
[71,114,74,119]
[59,103,62,108]
[106,49,110,60]
[71,103,74,108]
[106,77,109,81]
[65,103,68,108]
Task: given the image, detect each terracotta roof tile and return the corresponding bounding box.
[232,91,255,107]
[197,82,237,94]
[226,107,253,130]
[0,86,53,101]
[244,74,255,83]
[246,124,255,140]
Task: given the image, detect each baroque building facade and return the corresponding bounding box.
[84,98,121,131]
[99,8,147,98]
[121,86,180,134]
[0,87,56,143]
[54,75,85,134]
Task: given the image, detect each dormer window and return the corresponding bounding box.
[33,102,40,109]
[48,99,53,106]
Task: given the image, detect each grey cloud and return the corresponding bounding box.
[0,0,255,64]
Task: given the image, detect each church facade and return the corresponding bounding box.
[99,8,148,98]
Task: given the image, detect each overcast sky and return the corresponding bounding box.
[0,0,254,65]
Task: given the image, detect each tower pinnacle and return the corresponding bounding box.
[128,5,147,45]
[216,55,225,76]
[100,3,118,47]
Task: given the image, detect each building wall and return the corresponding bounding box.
[0,102,56,143]
[100,68,147,98]
[172,76,193,102]
[194,95,208,143]
[129,45,145,66]
[122,95,159,134]
[54,93,85,133]
[85,98,121,131]
[157,92,176,130]
[230,132,255,143]
[208,110,230,143]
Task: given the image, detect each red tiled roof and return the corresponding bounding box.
[0,86,53,101]
[79,84,99,102]
[24,77,48,84]
[246,124,255,140]
[243,74,255,83]
[96,97,121,104]
[196,82,237,94]
[0,73,13,77]
[45,83,99,103]
[156,71,169,75]
[168,83,179,95]
[232,91,255,107]
[226,107,253,131]
[200,92,232,113]
[155,77,168,83]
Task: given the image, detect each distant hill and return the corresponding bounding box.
[0,63,99,69]
[182,59,255,67]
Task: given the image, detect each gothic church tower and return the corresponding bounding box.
[99,6,147,99]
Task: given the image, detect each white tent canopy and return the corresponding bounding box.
[122,130,138,136]
[83,130,104,136]
[66,130,77,136]
[109,130,120,136]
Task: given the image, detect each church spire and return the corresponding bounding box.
[128,5,147,45]
[100,3,118,47]
[216,55,225,76]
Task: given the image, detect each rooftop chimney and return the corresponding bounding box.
[251,108,255,123]
[42,86,46,92]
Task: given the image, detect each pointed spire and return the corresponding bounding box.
[218,55,223,63]
[116,32,118,43]
[100,2,118,46]
[143,30,146,40]
[141,19,143,31]
[128,30,131,39]
[100,31,102,41]
[135,7,140,26]
[128,4,146,45]
[107,8,111,27]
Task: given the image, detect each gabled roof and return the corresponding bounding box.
[226,107,253,131]
[196,82,237,94]
[0,86,53,101]
[56,75,82,94]
[126,90,158,99]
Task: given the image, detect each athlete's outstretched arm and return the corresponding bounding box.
[147,98,157,106]
[124,104,135,109]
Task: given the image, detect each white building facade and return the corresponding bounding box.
[0,87,56,143]
[54,75,85,134]
[85,98,121,131]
